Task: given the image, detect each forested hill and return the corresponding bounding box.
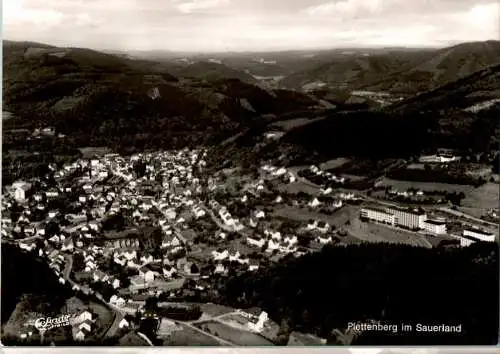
[1,243,72,325]
[214,242,499,345]
[2,41,320,153]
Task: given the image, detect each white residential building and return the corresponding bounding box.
[423,220,447,235]
[360,207,395,225]
[463,228,496,242]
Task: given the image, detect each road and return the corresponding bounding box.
[15,235,42,242]
[137,332,154,346]
[286,170,435,248]
[439,207,498,228]
[288,169,322,189]
[125,302,247,346]
[179,321,233,346]
[62,253,125,339]
[201,205,249,237]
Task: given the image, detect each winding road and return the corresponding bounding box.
[62,253,125,339]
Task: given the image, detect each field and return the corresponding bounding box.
[78,147,112,158]
[379,179,499,218]
[278,181,322,196]
[461,182,499,210]
[196,320,274,346]
[377,177,474,193]
[199,303,235,317]
[269,117,325,131]
[319,158,351,170]
[406,163,425,170]
[65,296,115,337]
[347,215,433,248]
[219,313,280,342]
[272,204,354,226]
[162,323,222,346]
[2,299,39,337]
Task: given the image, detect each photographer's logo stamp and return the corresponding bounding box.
[33,314,74,331]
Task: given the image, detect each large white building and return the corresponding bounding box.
[419,154,459,163]
[360,207,395,225]
[423,219,447,235]
[360,206,428,230]
[387,206,427,230]
[463,228,496,242]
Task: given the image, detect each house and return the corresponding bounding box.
[118,318,130,329]
[307,220,318,230]
[284,235,298,246]
[212,249,229,261]
[248,260,260,272]
[270,231,282,241]
[317,221,330,234]
[79,319,92,333]
[74,328,89,341]
[248,311,268,333]
[93,270,109,283]
[321,187,333,195]
[12,181,32,202]
[78,311,93,323]
[110,295,126,307]
[255,210,265,219]
[163,266,177,278]
[139,266,157,283]
[112,279,121,289]
[318,234,333,245]
[247,236,266,248]
[19,239,37,252]
[214,263,227,274]
[217,231,227,240]
[192,207,206,218]
[332,200,343,209]
[308,198,321,208]
[229,251,241,262]
[249,217,258,228]
[233,220,245,231]
[267,239,280,252]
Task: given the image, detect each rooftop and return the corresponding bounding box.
[424,219,446,225]
[362,206,393,215]
[464,227,494,236]
[387,206,426,216]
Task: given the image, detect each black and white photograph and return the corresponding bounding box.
[1,0,499,347]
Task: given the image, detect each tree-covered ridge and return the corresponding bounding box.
[1,243,72,325]
[2,42,322,155]
[214,242,498,345]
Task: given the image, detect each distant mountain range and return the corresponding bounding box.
[2,40,320,155]
[279,41,500,94]
[2,40,499,172]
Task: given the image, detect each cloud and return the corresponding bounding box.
[2,0,498,52]
[305,0,385,17]
[3,0,65,27]
[171,0,231,13]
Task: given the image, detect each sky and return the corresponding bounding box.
[3,0,499,52]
